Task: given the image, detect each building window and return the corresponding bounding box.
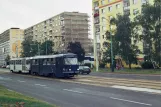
[141,0,149,4]
[116,4,120,9]
[133,0,138,4]
[102,26,106,32]
[108,6,112,11]
[133,9,139,15]
[101,0,105,5]
[102,9,105,13]
[94,1,99,7]
[109,16,113,20]
[102,17,106,22]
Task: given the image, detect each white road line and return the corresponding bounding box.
[111,85,161,94]
[7,89,14,92]
[18,80,26,83]
[110,97,152,106]
[35,84,46,87]
[44,87,49,88]
[63,89,83,94]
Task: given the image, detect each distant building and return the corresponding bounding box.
[0,28,24,65]
[24,12,91,54]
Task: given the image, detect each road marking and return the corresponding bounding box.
[111,85,161,94]
[110,97,152,106]
[18,80,26,83]
[78,79,92,82]
[0,76,12,80]
[35,84,46,87]
[63,89,83,94]
[44,87,50,89]
[7,89,14,92]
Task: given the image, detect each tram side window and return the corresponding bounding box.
[35,59,39,65]
[32,60,36,65]
[10,61,13,64]
[43,59,47,65]
[26,60,30,65]
[16,60,21,65]
[51,58,56,65]
[47,59,51,65]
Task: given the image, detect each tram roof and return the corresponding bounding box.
[32,53,76,59]
[10,53,76,60]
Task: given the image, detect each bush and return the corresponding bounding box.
[141,62,154,69]
[99,63,106,68]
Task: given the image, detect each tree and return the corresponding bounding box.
[113,15,139,69]
[67,42,85,62]
[21,37,36,57]
[5,55,10,65]
[40,40,54,55]
[135,0,161,66]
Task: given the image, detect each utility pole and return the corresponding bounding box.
[109,24,114,72]
[38,43,40,55]
[93,7,99,72]
[94,25,99,72]
[45,38,48,55]
[103,17,114,72]
[16,44,18,58]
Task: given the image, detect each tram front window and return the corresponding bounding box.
[64,58,78,65]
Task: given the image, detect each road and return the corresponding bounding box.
[90,72,161,81]
[0,72,161,107]
[1,68,161,81]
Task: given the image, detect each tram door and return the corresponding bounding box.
[56,57,64,76]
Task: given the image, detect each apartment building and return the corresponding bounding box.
[0,28,24,65]
[24,12,91,54]
[92,0,153,60]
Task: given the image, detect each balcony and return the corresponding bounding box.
[94,13,99,18]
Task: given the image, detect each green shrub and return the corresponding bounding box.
[99,63,105,68]
[141,62,154,69]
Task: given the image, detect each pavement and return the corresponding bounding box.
[90,72,161,81]
[0,71,161,107]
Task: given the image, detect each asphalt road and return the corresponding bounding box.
[90,72,161,81]
[0,72,161,107]
[1,68,161,81]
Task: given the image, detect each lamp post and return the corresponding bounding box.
[15,44,18,58]
[102,17,114,72]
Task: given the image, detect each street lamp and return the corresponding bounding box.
[102,17,114,72]
[15,44,18,58]
[45,37,49,55]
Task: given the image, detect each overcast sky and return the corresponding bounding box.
[0,0,93,38]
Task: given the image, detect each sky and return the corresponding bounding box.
[0,0,93,38]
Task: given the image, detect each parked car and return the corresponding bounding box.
[6,65,10,69]
[1,65,6,68]
[79,66,91,74]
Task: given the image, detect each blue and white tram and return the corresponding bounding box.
[10,57,32,73]
[30,53,79,77]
